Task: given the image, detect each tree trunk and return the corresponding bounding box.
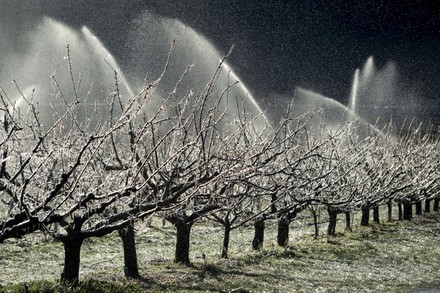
[252,218,265,250]
[403,203,412,221]
[398,202,403,220]
[434,198,440,212]
[61,237,84,286]
[277,216,290,247]
[345,212,352,232]
[387,200,393,222]
[174,221,193,265]
[221,219,231,258]
[312,209,319,240]
[361,206,370,226]
[327,209,337,236]
[425,199,431,214]
[415,201,423,216]
[271,194,278,213]
[118,224,140,279]
[373,206,380,223]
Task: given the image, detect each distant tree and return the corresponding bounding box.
[207,106,315,251]
[272,116,372,238]
[208,196,254,258]
[404,128,440,218]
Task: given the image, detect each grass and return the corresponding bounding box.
[1,212,440,292]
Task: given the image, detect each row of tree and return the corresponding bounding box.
[1,49,439,285]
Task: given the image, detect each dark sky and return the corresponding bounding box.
[148,0,439,104]
[2,0,440,105]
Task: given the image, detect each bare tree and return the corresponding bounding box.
[158,53,276,264]
[394,126,440,220]
[0,46,230,284]
[2,43,439,288]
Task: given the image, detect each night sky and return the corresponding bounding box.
[146,0,440,105]
[2,0,440,109]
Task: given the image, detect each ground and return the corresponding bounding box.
[1,211,440,292]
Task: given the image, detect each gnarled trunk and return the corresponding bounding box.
[312,208,319,240]
[277,216,290,247]
[174,221,193,265]
[403,203,412,221]
[252,218,265,250]
[425,199,431,214]
[118,224,140,279]
[373,206,380,223]
[361,206,370,226]
[61,236,84,286]
[221,218,231,258]
[345,212,352,232]
[327,209,337,236]
[271,194,278,214]
[415,201,423,216]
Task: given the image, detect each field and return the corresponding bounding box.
[1,211,440,292]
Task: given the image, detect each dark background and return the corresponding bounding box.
[3,0,440,108]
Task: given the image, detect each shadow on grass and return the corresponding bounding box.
[198,263,262,280]
[132,260,278,292]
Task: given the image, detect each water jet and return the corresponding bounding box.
[124,11,271,134]
[0,17,134,129]
[348,56,424,131]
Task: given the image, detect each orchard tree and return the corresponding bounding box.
[269,113,374,239]
[159,54,277,264]
[395,126,440,219]
[0,46,231,284]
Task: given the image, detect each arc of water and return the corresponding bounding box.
[361,56,374,82]
[81,26,135,98]
[126,11,273,134]
[349,68,360,114]
[221,60,272,127]
[349,56,376,114]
